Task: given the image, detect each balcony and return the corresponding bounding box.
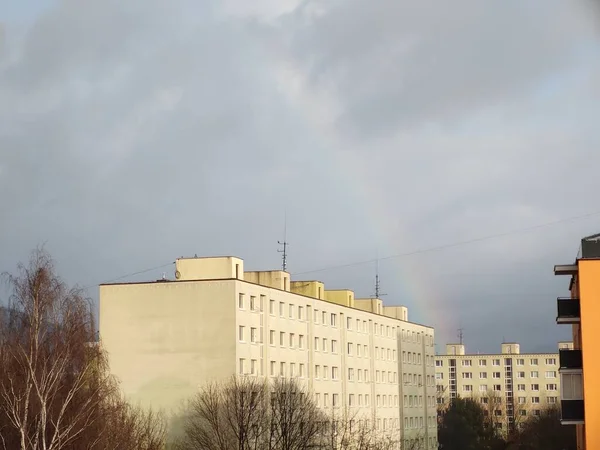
[554,264,578,276]
[561,400,584,425]
[559,349,583,371]
[556,298,580,324]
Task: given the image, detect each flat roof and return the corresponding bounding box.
[100,277,434,330]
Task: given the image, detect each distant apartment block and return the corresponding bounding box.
[99,256,437,448]
[435,341,569,435]
[554,232,600,450]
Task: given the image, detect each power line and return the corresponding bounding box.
[292,210,600,276]
[82,262,175,290]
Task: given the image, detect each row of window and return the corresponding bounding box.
[437,357,557,368]
[402,351,423,365]
[403,394,436,408]
[460,383,557,393]
[436,370,557,380]
[401,329,435,347]
[239,294,432,345]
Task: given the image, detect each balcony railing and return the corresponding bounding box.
[559,349,582,371]
[556,298,580,324]
[561,400,584,424]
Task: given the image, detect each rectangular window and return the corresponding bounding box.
[331,313,337,327]
[545,371,557,378]
[530,358,538,365]
[347,317,352,329]
[479,359,487,366]
[322,311,326,324]
[239,358,245,374]
[279,302,284,317]
[269,330,275,345]
[238,326,245,341]
[492,359,500,366]
[331,340,338,353]
[289,304,294,319]
[349,394,354,406]
[480,372,487,379]
[348,343,353,355]
[332,366,339,380]
[250,328,257,343]
[545,358,556,365]
[323,338,328,352]
[280,362,285,377]
[436,360,443,367]
[270,361,276,376]
[493,385,501,392]
[493,372,501,379]
[238,294,244,309]
[314,310,319,324]
[531,384,539,391]
[517,371,525,378]
[548,396,557,404]
[348,368,354,381]
[250,359,257,375]
[323,366,329,380]
[280,332,285,346]
[314,337,319,351]
[299,335,304,349]
[531,371,539,378]
[479,385,488,392]
[516,358,524,365]
[315,365,320,378]
[463,385,472,392]
[332,394,339,407]
[250,296,256,310]
[290,363,295,377]
[462,360,472,367]
[462,372,473,379]
[532,397,540,404]
[298,306,303,320]
[289,333,294,348]
[518,397,526,404]
[546,383,557,391]
[269,299,275,314]
[517,384,526,391]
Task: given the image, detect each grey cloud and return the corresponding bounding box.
[1,0,599,353]
[288,0,598,137]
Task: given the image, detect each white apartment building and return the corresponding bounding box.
[99,256,437,448]
[435,341,572,435]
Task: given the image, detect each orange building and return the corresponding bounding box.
[554,233,600,450]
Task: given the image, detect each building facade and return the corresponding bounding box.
[435,341,569,435]
[554,232,600,450]
[99,256,437,448]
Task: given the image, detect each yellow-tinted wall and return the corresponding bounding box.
[99,280,237,414]
[246,271,290,291]
[175,256,243,280]
[290,281,324,299]
[324,289,355,307]
[578,259,600,450]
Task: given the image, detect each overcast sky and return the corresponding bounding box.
[1,0,599,354]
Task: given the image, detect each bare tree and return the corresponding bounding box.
[0,248,166,450]
[266,378,325,450]
[174,376,269,450]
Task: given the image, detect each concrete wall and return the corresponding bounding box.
[175,256,243,281]
[99,280,237,414]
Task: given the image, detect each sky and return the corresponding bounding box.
[1,0,599,354]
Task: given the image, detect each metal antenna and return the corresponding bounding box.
[373,258,386,299]
[458,328,464,345]
[277,211,288,272]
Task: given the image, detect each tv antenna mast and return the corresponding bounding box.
[457,328,464,345]
[277,212,288,272]
[373,258,386,299]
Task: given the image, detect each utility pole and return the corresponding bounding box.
[277,212,288,272]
